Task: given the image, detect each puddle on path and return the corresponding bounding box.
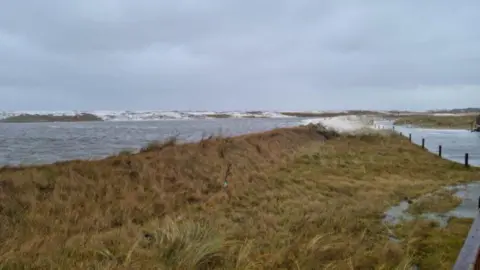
[383,181,480,227]
[383,183,480,269]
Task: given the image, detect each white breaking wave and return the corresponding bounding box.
[227,111,291,118]
[0,110,294,121]
[93,110,193,121]
[302,115,379,133]
[94,110,293,121]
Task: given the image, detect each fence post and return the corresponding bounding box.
[409,133,412,142]
[465,153,470,167]
[422,138,425,149]
[438,145,442,157]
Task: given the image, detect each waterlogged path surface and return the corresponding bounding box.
[376,120,480,166]
[0,118,302,166]
[384,182,480,226]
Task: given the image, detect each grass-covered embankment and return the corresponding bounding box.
[0,124,478,269]
[0,113,103,123]
[394,115,476,129]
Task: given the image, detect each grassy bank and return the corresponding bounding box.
[0,125,479,269]
[0,113,103,123]
[393,115,476,129]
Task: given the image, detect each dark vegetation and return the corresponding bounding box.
[427,108,480,113]
[394,115,477,129]
[205,114,236,118]
[0,113,103,123]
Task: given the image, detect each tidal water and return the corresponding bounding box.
[0,118,303,166]
[3,118,480,168]
[376,120,480,166]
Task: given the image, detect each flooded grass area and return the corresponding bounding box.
[407,189,463,215]
[383,182,480,269]
[384,182,480,227]
[371,119,480,268]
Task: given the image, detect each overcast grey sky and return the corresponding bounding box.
[0,0,479,111]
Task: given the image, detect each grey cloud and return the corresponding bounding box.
[0,0,479,111]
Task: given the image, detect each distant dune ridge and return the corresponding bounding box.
[0,109,391,122]
[0,113,102,123]
[0,108,477,123]
[0,110,292,122]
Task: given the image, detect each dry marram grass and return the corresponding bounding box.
[0,125,479,269]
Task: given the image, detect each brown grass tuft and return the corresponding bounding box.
[140,136,178,153]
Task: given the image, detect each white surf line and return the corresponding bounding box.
[303,115,380,134]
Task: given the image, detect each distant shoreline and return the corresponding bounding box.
[0,110,477,122]
[0,113,103,123]
[393,115,476,129]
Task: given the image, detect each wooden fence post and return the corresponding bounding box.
[438,145,442,157]
[409,133,412,142]
[465,153,470,167]
[421,138,425,149]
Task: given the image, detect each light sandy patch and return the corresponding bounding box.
[302,115,382,134]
